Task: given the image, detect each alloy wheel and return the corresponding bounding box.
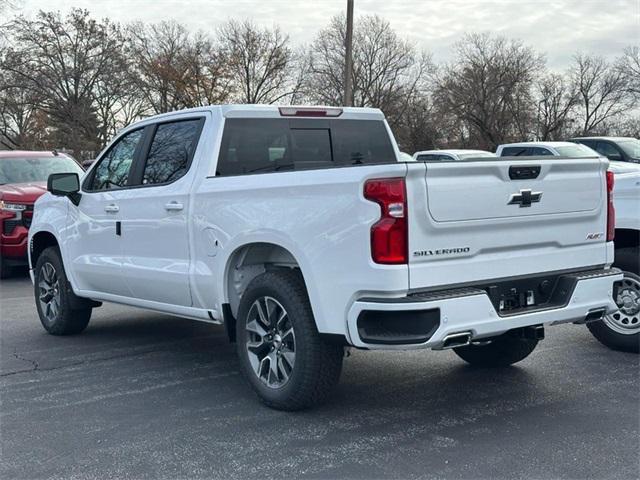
[245,296,296,388]
[38,262,61,324]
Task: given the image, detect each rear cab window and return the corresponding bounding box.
[215,118,395,176]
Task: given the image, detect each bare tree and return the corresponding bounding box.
[218,20,300,104]
[617,46,640,100]
[305,14,432,126]
[128,21,232,115]
[433,34,544,150]
[2,9,128,154]
[570,53,635,135]
[535,73,578,140]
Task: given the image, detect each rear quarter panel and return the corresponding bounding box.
[190,163,410,337]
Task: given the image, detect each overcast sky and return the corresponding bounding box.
[15,0,640,69]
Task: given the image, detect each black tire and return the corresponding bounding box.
[0,257,11,279]
[34,246,92,335]
[614,246,639,275]
[586,270,640,353]
[453,332,538,367]
[235,269,343,410]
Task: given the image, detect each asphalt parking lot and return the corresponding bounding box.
[1,273,639,480]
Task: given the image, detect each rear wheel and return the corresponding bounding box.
[34,247,92,335]
[236,270,344,410]
[453,332,538,367]
[587,270,640,353]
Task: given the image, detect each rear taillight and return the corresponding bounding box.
[606,170,615,242]
[364,178,408,264]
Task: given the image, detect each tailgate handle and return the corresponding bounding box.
[509,165,540,180]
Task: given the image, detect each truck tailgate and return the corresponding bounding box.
[406,157,610,290]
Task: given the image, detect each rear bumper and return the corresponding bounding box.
[346,268,622,350]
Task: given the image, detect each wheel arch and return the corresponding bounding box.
[222,242,307,342]
[614,228,640,250]
[30,230,60,269]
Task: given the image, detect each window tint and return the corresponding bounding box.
[90,129,143,190]
[217,119,290,176]
[290,129,332,168]
[595,142,623,160]
[500,147,531,156]
[332,120,394,165]
[142,119,201,185]
[216,118,394,176]
[416,154,440,161]
[530,147,553,156]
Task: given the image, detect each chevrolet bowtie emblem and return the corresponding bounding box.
[508,189,542,207]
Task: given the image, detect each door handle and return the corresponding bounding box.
[165,201,184,211]
[104,204,119,213]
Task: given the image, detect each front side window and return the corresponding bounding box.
[90,129,143,191]
[142,119,202,185]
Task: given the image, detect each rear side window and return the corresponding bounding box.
[142,119,202,185]
[216,118,394,176]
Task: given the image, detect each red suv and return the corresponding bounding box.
[0,151,84,278]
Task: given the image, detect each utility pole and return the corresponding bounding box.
[343,0,354,106]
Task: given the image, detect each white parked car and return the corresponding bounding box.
[413,149,496,161]
[29,106,622,410]
[497,141,640,353]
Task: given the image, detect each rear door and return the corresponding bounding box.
[406,157,609,289]
[117,115,206,307]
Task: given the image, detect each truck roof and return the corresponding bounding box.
[570,136,636,141]
[127,104,385,128]
[498,141,576,149]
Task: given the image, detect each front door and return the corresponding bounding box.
[65,128,145,296]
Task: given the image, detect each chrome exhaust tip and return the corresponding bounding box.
[439,331,473,350]
[574,307,607,324]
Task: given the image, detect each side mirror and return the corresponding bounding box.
[48,172,81,205]
[608,153,622,162]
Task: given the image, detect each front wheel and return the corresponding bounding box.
[587,271,640,353]
[235,270,344,410]
[453,332,538,367]
[34,247,92,335]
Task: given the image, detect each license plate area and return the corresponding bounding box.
[484,273,578,316]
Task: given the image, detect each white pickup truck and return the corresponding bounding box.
[29,105,621,410]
